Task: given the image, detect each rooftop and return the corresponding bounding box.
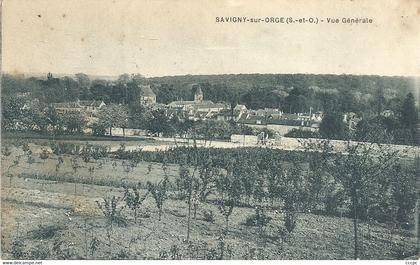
[139,85,156,97]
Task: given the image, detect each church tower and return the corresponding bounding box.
[194,86,204,102]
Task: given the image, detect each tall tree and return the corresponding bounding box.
[319,112,346,140]
[398,92,419,145]
[97,104,129,136]
[400,92,418,130]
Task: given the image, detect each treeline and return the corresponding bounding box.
[2,72,418,145]
[314,92,419,145]
[1,98,263,139]
[2,73,416,113]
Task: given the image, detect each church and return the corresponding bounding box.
[168,84,229,119]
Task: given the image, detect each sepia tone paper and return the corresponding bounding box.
[1,0,419,262]
[2,0,419,77]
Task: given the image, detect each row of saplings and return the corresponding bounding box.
[108,143,419,259]
[95,145,417,260]
[93,158,306,260]
[5,141,418,259]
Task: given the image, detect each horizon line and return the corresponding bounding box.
[2,70,419,79]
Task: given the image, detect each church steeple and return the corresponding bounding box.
[194,86,203,102]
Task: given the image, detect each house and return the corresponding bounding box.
[237,110,322,136]
[234,104,247,113]
[216,109,236,121]
[380,110,394,118]
[52,99,106,124]
[343,112,361,130]
[52,100,105,114]
[139,85,156,105]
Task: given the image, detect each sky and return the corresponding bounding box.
[2,0,419,77]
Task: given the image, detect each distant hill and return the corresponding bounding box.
[148,73,417,96]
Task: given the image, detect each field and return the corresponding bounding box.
[1,140,418,260]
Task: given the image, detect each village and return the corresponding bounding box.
[48,83,325,143]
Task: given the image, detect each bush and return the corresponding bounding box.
[51,142,80,155]
[202,210,215,223]
[244,211,272,227]
[91,122,107,136]
[324,189,345,216]
[284,211,297,233]
[29,244,51,259]
[285,128,321,139]
[28,224,63,240]
[11,238,26,259]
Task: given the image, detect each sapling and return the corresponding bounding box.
[89,237,100,259]
[215,168,241,234]
[217,199,235,233]
[123,186,149,223]
[147,164,153,174]
[112,161,118,171]
[176,165,196,241]
[55,156,64,173]
[7,156,20,187]
[96,196,126,258]
[147,178,168,221]
[123,163,131,178]
[26,150,34,164]
[21,143,30,154]
[71,157,79,174]
[88,166,95,183]
[69,157,80,194]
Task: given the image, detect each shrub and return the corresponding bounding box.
[202,210,215,223]
[28,224,63,240]
[285,128,321,139]
[244,211,272,227]
[91,122,107,136]
[114,249,130,259]
[96,196,127,227]
[284,211,297,233]
[29,244,51,259]
[52,238,73,259]
[2,145,12,158]
[11,238,26,259]
[324,189,346,216]
[39,149,49,163]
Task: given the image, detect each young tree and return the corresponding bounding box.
[333,140,401,259]
[123,186,149,223]
[147,178,169,221]
[176,165,196,242]
[96,196,126,257]
[215,164,242,234]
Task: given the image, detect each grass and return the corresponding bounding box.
[2,195,416,260]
